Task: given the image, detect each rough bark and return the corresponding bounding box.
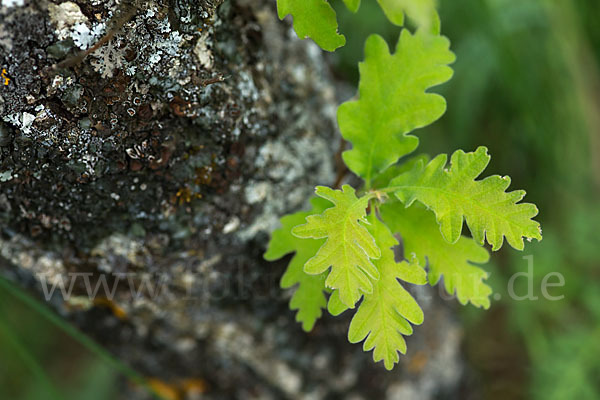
[0,1,463,398]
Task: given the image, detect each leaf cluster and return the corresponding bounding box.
[267,0,541,370]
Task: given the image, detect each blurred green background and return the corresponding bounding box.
[2,0,599,399]
[0,278,120,400]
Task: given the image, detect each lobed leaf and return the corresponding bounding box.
[381,202,492,308]
[264,197,331,331]
[292,185,380,308]
[276,0,345,52]
[338,31,455,186]
[390,146,542,250]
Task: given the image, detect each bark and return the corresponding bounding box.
[0,0,463,398]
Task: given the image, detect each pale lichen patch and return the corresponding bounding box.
[48,1,88,39]
[1,0,24,8]
[193,32,214,69]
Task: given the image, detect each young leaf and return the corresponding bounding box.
[381,202,492,308]
[342,0,360,13]
[390,146,542,251]
[343,0,440,32]
[347,214,427,370]
[292,185,380,308]
[264,198,332,331]
[277,0,345,52]
[338,31,454,187]
[377,0,440,33]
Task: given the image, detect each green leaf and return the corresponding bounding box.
[292,185,380,308]
[276,0,346,52]
[341,0,440,32]
[377,0,441,33]
[326,214,426,370]
[264,197,331,331]
[338,31,455,186]
[381,202,492,308]
[390,146,542,250]
[343,0,361,13]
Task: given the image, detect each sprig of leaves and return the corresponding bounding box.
[267,0,541,370]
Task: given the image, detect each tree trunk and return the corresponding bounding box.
[0,0,464,398]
